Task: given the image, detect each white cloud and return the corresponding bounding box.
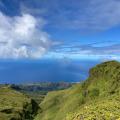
[0,11,51,59]
[46,42,120,60]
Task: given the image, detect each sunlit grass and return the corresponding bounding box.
[35,61,120,120]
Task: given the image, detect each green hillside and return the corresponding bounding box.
[0,86,39,120]
[35,60,120,120]
[10,82,73,104]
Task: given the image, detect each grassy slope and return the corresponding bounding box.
[11,82,73,104]
[35,61,120,120]
[0,86,38,120]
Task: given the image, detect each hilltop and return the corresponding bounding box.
[35,60,120,120]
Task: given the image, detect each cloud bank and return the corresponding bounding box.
[0,11,51,59]
[47,42,120,60]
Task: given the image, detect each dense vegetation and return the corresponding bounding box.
[35,60,120,120]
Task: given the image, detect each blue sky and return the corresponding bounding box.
[0,0,120,60]
[0,0,120,83]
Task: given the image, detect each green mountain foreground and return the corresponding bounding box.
[1,61,120,120]
[0,86,39,120]
[0,82,72,120]
[35,60,120,120]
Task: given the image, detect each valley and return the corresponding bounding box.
[1,61,120,120]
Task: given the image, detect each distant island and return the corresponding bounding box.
[1,61,120,120]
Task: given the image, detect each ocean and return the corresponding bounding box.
[0,59,102,84]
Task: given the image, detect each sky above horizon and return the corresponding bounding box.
[0,0,120,60]
[0,0,120,83]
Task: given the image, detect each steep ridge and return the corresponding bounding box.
[35,61,120,120]
[0,86,39,120]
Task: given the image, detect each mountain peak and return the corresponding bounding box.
[89,60,120,79]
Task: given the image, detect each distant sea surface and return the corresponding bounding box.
[0,59,103,84]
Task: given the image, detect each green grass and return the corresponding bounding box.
[10,82,73,104]
[1,60,120,120]
[66,96,120,120]
[34,60,120,120]
[0,82,72,120]
[0,86,39,120]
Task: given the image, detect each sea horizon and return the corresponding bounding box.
[0,58,105,84]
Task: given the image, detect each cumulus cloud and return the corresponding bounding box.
[0,11,51,59]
